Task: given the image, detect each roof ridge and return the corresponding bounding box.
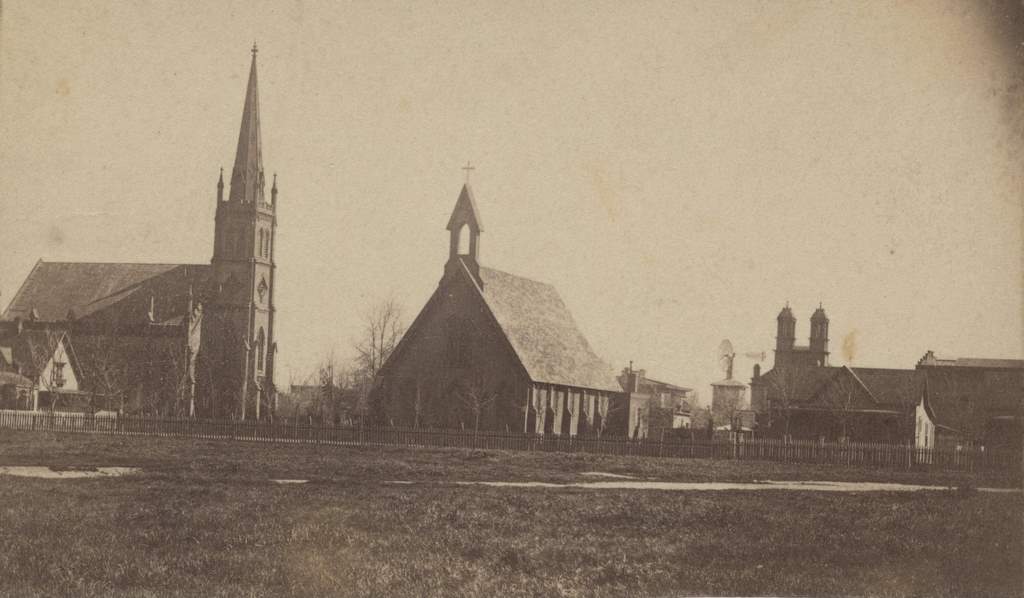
[37,260,208,267]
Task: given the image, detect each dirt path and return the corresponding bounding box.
[390,479,1021,493]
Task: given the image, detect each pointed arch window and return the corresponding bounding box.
[456,224,470,255]
[255,328,266,373]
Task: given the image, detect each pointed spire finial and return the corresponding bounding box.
[229,46,264,204]
[462,161,475,184]
[251,42,258,58]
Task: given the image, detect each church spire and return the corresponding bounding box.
[229,44,265,204]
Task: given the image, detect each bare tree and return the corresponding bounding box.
[353,298,405,424]
[826,370,863,442]
[353,298,405,382]
[765,366,813,439]
[932,370,987,447]
[458,374,498,433]
[75,333,132,413]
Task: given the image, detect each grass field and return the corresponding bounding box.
[0,431,1020,597]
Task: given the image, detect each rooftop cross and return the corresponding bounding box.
[462,161,475,184]
[251,42,258,57]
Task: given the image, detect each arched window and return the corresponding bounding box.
[560,392,573,436]
[264,232,271,257]
[543,400,555,435]
[456,224,470,255]
[255,328,266,372]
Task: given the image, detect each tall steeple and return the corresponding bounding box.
[229,43,265,204]
[204,45,278,421]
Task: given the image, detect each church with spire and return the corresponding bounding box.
[371,182,629,435]
[0,46,278,419]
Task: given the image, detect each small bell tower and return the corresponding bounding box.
[444,168,484,284]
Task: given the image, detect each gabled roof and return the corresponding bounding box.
[0,328,70,380]
[1,261,208,324]
[758,365,918,410]
[446,184,484,231]
[635,375,693,394]
[847,367,922,407]
[465,260,619,392]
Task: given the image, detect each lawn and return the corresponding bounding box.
[0,431,1020,597]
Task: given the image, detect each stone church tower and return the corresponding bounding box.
[201,46,277,419]
[773,304,829,368]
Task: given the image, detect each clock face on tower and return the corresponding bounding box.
[257,277,268,303]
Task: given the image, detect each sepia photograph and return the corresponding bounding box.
[0,1,1021,596]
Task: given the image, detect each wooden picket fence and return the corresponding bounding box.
[0,409,1019,474]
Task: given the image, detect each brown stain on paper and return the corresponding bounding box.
[841,329,858,363]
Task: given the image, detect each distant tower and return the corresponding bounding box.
[444,181,484,284]
[809,304,829,366]
[774,304,796,366]
[203,44,277,420]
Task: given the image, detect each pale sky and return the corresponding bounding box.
[2,1,1022,403]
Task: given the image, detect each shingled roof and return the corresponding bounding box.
[464,260,620,392]
[2,261,208,324]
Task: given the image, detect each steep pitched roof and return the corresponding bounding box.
[465,260,620,392]
[1,261,208,324]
